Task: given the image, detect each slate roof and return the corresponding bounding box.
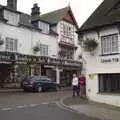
[0,4,75,35]
[39,7,70,25]
[0,4,58,35]
[79,0,120,32]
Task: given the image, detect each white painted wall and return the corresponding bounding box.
[87,74,120,107]
[32,31,58,58]
[0,22,58,58]
[74,26,81,61]
[82,25,120,106]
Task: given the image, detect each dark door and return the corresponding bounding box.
[0,64,11,87]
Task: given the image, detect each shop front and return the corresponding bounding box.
[0,52,81,88]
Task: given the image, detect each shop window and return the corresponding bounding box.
[99,74,120,93]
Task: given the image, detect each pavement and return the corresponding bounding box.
[0,86,72,93]
[0,88,23,93]
[61,96,120,120]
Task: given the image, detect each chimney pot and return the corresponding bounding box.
[31,3,40,17]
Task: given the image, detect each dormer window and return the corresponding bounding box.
[4,10,19,26]
[38,21,50,34]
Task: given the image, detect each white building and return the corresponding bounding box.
[0,0,81,87]
[78,0,120,107]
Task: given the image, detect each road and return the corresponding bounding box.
[0,91,99,120]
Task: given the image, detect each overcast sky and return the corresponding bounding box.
[0,0,103,27]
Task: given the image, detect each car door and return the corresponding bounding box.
[40,77,49,90]
[47,78,56,90]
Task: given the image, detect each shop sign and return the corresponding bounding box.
[101,58,119,63]
[0,54,12,61]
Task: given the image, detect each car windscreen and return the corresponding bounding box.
[28,76,40,81]
[40,76,52,81]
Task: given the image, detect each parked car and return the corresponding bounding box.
[22,76,58,92]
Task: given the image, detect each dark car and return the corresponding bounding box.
[22,76,58,92]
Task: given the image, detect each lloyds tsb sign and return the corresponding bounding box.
[101,57,119,63]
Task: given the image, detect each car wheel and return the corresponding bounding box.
[23,88,28,92]
[37,86,42,92]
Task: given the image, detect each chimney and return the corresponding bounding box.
[31,3,40,17]
[7,0,17,10]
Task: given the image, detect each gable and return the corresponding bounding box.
[63,11,74,24]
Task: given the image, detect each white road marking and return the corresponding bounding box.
[0,102,53,111]
[1,108,12,111]
[41,102,49,105]
[29,104,38,107]
[16,105,28,109]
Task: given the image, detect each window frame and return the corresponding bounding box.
[39,21,50,34]
[60,21,74,44]
[99,74,120,93]
[101,34,119,55]
[5,37,18,52]
[40,44,48,57]
[59,46,74,60]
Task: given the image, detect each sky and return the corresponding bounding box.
[0,0,103,27]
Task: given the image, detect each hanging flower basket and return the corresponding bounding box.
[83,38,98,55]
[0,40,4,45]
[58,51,66,58]
[33,45,40,54]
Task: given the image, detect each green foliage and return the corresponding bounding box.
[33,45,40,53]
[58,51,66,58]
[83,38,98,52]
[0,40,4,45]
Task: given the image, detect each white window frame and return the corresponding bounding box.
[4,10,19,26]
[5,37,18,52]
[39,21,50,34]
[40,44,48,56]
[101,34,118,55]
[60,21,74,44]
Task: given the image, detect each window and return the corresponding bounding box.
[40,44,48,56]
[5,37,18,52]
[60,21,74,44]
[62,23,73,37]
[59,47,74,60]
[101,34,118,55]
[99,74,120,93]
[39,21,49,34]
[4,10,19,26]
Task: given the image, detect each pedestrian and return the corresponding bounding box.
[79,74,86,98]
[72,74,79,97]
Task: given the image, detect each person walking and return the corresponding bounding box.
[79,74,86,98]
[72,74,79,97]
